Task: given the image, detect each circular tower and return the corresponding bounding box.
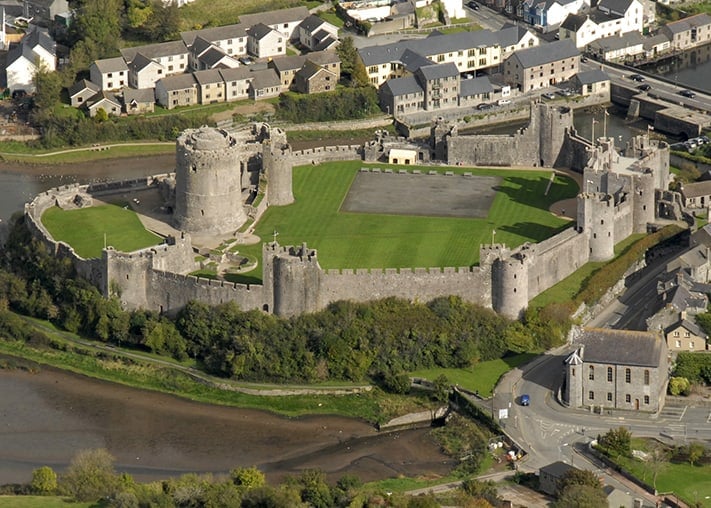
[173,127,246,235]
[263,138,294,206]
[632,170,655,234]
[492,250,529,319]
[579,192,615,262]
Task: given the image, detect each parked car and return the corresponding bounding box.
[477,102,493,110]
[467,0,479,9]
[637,83,651,91]
[520,394,530,406]
[629,74,645,82]
[541,92,556,100]
[497,99,511,106]
[679,89,696,98]
[580,56,588,63]
[557,88,573,97]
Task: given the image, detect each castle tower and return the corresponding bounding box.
[578,192,615,262]
[173,126,246,235]
[632,170,656,233]
[264,242,322,317]
[564,346,584,407]
[492,247,530,319]
[431,117,454,161]
[538,103,573,167]
[263,135,294,206]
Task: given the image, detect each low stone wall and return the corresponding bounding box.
[377,406,449,431]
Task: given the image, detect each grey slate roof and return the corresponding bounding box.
[312,29,338,52]
[417,62,459,81]
[120,40,188,63]
[498,23,533,47]
[87,91,121,108]
[219,67,253,82]
[576,69,609,84]
[128,53,158,73]
[306,50,340,67]
[666,318,706,338]
[199,47,235,68]
[663,13,711,34]
[123,87,155,104]
[23,27,55,55]
[93,56,128,74]
[68,79,99,97]
[460,76,494,96]
[248,23,275,40]
[644,33,671,50]
[250,68,280,89]
[399,48,436,73]
[598,0,634,15]
[576,328,664,367]
[191,36,214,57]
[681,180,711,199]
[382,76,423,96]
[181,24,248,48]
[299,14,327,33]
[193,68,224,85]
[239,6,309,27]
[589,31,645,52]
[271,54,308,72]
[298,60,327,81]
[540,461,577,478]
[589,9,623,23]
[157,73,197,91]
[510,39,579,68]
[561,13,588,30]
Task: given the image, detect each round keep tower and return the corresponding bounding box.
[632,170,655,233]
[173,127,246,235]
[263,137,294,206]
[578,192,615,262]
[492,248,530,319]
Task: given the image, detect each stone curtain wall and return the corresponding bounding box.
[526,228,590,299]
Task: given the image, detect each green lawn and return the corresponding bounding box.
[42,204,163,259]
[410,353,537,397]
[0,497,92,508]
[241,161,577,274]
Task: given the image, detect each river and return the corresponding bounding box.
[639,43,711,93]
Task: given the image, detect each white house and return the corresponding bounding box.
[5,26,56,93]
[181,24,248,58]
[520,0,591,32]
[247,23,286,59]
[239,6,310,41]
[297,15,338,52]
[128,53,166,89]
[560,0,643,48]
[120,40,189,77]
[90,56,129,91]
[587,31,645,61]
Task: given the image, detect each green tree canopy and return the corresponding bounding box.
[60,448,120,502]
[31,466,58,494]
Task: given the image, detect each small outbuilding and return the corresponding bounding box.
[388,148,417,165]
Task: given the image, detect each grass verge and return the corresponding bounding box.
[0,497,92,508]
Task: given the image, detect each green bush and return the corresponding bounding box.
[673,352,711,385]
[669,376,691,396]
[276,87,379,123]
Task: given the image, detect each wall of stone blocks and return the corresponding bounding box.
[526,229,589,297]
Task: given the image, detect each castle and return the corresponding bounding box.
[24,103,673,319]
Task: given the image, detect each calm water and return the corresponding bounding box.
[640,43,711,93]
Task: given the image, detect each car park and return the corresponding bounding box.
[637,83,651,91]
[520,394,530,406]
[679,89,696,98]
[541,92,556,100]
[629,74,645,82]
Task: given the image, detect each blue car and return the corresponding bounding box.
[520,394,530,406]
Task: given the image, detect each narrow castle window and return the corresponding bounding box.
[201,210,205,216]
[607,392,612,401]
[607,367,612,382]
[126,274,129,280]
[626,394,631,403]
[589,366,594,380]
[625,368,631,383]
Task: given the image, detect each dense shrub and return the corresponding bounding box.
[672,352,711,385]
[276,87,379,123]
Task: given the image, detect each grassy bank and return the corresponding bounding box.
[0,142,175,164]
[0,497,91,508]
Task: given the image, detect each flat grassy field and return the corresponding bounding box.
[179,0,319,29]
[244,161,577,271]
[42,204,162,259]
[0,497,92,508]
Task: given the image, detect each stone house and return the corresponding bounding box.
[293,60,337,94]
[90,57,129,91]
[587,31,645,62]
[23,0,69,25]
[5,26,56,93]
[86,91,121,117]
[219,67,253,101]
[661,13,711,51]
[379,76,425,117]
[564,328,668,412]
[68,79,99,108]
[503,39,579,91]
[572,69,610,96]
[155,73,198,110]
[120,40,189,78]
[194,69,225,104]
[680,180,711,208]
[239,6,310,42]
[128,53,165,90]
[297,14,338,52]
[539,461,579,495]
[247,23,286,60]
[181,24,248,59]
[271,55,308,91]
[249,69,281,100]
[416,63,460,111]
[665,315,708,354]
[122,88,155,115]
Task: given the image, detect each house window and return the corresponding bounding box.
[607,392,612,401]
[644,395,650,405]
[676,340,682,348]
[644,370,650,385]
[690,341,695,350]
[589,366,594,380]
[607,367,613,382]
[625,368,631,383]
[626,394,631,403]
[108,72,113,78]
[589,391,594,400]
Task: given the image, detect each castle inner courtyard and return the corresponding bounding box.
[340,172,501,218]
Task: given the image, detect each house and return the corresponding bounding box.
[120,40,189,76]
[572,69,610,96]
[181,23,248,58]
[249,68,281,99]
[680,180,711,208]
[68,79,100,108]
[416,63,460,111]
[271,54,309,91]
[86,91,121,117]
[238,6,310,42]
[503,39,579,91]
[127,53,165,90]
[155,73,198,109]
[661,13,711,51]
[247,23,286,59]
[643,33,671,60]
[519,0,590,31]
[664,316,708,353]
[458,75,495,106]
[560,0,644,49]
[219,67,253,101]
[5,26,56,93]
[564,328,668,412]
[587,31,645,62]
[379,76,425,117]
[498,22,540,57]
[90,57,129,91]
[190,37,240,71]
[297,14,338,52]
[23,0,69,25]
[194,69,226,104]
[539,461,579,496]
[293,60,337,94]
[123,88,155,115]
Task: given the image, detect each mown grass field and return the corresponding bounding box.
[240,161,578,274]
[42,204,162,259]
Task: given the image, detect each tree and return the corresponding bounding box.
[460,479,501,506]
[60,448,120,502]
[433,374,451,402]
[599,427,631,457]
[336,36,369,87]
[556,468,603,496]
[686,442,706,466]
[31,466,57,494]
[296,469,332,508]
[669,376,691,396]
[644,441,670,491]
[553,484,607,508]
[70,0,123,59]
[230,466,266,490]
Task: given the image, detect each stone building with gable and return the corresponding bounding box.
[564,328,668,412]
